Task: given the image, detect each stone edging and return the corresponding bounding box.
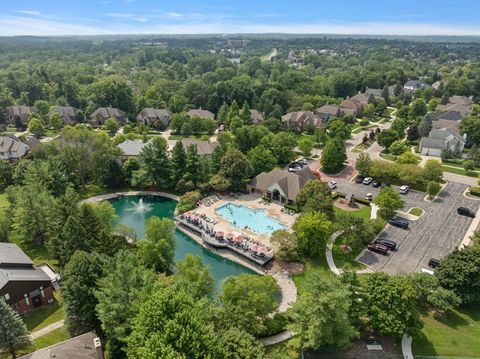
[82,190,180,204]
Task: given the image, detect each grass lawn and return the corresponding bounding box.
[352,124,376,134]
[34,326,70,350]
[379,153,396,161]
[413,306,480,358]
[334,205,372,220]
[408,207,423,216]
[22,302,65,332]
[331,242,366,271]
[292,257,332,295]
[442,165,478,178]
[8,232,57,268]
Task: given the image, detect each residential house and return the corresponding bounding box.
[436,103,472,117]
[186,109,215,120]
[180,139,219,158]
[364,88,383,99]
[19,332,104,359]
[315,104,343,121]
[247,167,317,204]
[388,84,403,97]
[117,139,152,159]
[432,79,448,90]
[281,111,325,132]
[5,106,37,128]
[0,136,29,160]
[448,95,474,106]
[339,93,370,117]
[426,111,464,135]
[0,243,54,314]
[419,128,465,157]
[403,80,429,93]
[136,108,172,129]
[250,109,264,125]
[47,106,81,125]
[90,107,127,127]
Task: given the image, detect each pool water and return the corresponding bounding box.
[215,203,287,235]
[109,196,255,292]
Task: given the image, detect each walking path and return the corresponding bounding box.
[259,330,295,346]
[82,190,179,204]
[31,320,65,340]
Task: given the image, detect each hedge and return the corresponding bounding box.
[469,187,480,197]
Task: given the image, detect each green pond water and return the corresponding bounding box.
[109,195,255,292]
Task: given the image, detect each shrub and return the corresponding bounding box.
[257,313,288,337]
[469,187,480,197]
[426,181,441,199]
[176,191,201,214]
[359,119,369,126]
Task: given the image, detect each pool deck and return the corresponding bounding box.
[194,193,297,247]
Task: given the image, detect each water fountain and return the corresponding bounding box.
[128,197,153,213]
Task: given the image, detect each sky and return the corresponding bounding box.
[0,0,479,37]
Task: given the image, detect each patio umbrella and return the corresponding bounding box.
[215,231,224,238]
[226,233,234,240]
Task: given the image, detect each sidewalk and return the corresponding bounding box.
[31,319,65,339]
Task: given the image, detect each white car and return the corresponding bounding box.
[328,181,337,189]
[362,177,373,185]
[400,185,409,194]
[365,193,373,201]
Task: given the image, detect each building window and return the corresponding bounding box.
[24,294,30,306]
[40,286,45,298]
[4,293,9,301]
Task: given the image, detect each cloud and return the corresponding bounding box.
[16,10,41,16]
[106,12,134,18]
[164,12,183,18]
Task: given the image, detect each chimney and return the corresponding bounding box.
[94,337,104,359]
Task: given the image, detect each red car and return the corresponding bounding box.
[368,243,389,256]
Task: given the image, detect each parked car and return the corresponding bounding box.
[428,258,441,269]
[355,175,365,184]
[457,207,476,218]
[368,243,389,255]
[365,193,373,201]
[400,185,409,194]
[328,181,337,190]
[388,218,409,229]
[375,238,397,251]
[363,177,373,185]
[288,164,302,172]
[372,180,382,188]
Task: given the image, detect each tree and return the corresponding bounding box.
[361,273,422,337]
[295,180,334,218]
[406,125,420,141]
[140,137,170,188]
[49,112,63,130]
[374,186,405,218]
[464,160,476,175]
[327,119,351,140]
[289,272,358,351]
[62,251,106,337]
[0,211,10,242]
[104,118,118,133]
[262,132,297,164]
[183,144,202,186]
[175,254,215,299]
[389,140,409,156]
[460,116,480,146]
[422,159,443,182]
[0,160,14,190]
[137,216,175,273]
[0,299,32,359]
[321,138,346,173]
[214,327,265,359]
[95,251,158,358]
[33,100,49,116]
[428,98,439,112]
[270,229,300,262]
[436,247,480,304]
[89,76,135,113]
[418,117,432,137]
[409,98,427,119]
[376,129,399,149]
[355,152,372,177]
[427,288,461,315]
[298,137,313,158]
[240,101,252,124]
[170,141,186,185]
[122,157,140,184]
[293,212,332,257]
[396,151,419,164]
[247,145,276,176]
[426,181,441,199]
[28,117,45,136]
[126,287,217,359]
[233,125,270,153]
[219,148,252,190]
[176,191,202,214]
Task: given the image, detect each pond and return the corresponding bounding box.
[109,195,256,292]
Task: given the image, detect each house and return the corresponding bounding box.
[180,139,219,157]
[5,106,37,128]
[0,136,30,160]
[0,243,54,314]
[117,139,152,159]
[136,108,172,129]
[432,79,448,90]
[431,119,460,135]
[19,332,104,359]
[403,80,429,93]
[315,104,343,121]
[250,109,264,125]
[186,109,215,120]
[436,103,472,117]
[247,167,317,204]
[448,95,474,106]
[90,107,127,127]
[364,88,383,99]
[388,84,403,97]
[426,111,464,122]
[419,128,465,157]
[47,106,81,125]
[339,93,370,117]
[281,111,325,132]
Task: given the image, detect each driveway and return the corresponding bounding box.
[357,182,479,274]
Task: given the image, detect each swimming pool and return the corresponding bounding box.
[215,203,287,235]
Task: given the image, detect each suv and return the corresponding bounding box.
[363,177,373,185]
[372,180,382,188]
[375,238,397,251]
[428,258,441,269]
[388,218,409,229]
[400,185,409,194]
[457,207,476,218]
[368,243,389,255]
[365,193,373,201]
[355,175,365,184]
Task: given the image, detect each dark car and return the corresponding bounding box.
[375,238,397,251]
[428,258,441,269]
[381,183,391,188]
[457,207,476,218]
[355,175,365,184]
[368,243,389,255]
[372,180,382,188]
[388,218,409,229]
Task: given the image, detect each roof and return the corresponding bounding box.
[436,103,472,116]
[249,167,316,202]
[19,332,103,359]
[404,80,429,89]
[47,106,79,119]
[117,139,152,156]
[316,104,341,115]
[180,139,219,156]
[138,108,172,119]
[420,128,465,150]
[0,243,33,267]
[90,107,126,119]
[432,119,460,134]
[6,106,36,117]
[365,88,383,97]
[426,111,463,122]
[281,111,325,128]
[250,109,264,124]
[419,137,448,150]
[449,96,473,106]
[0,136,24,153]
[25,136,41,150]
[186,109,215,119]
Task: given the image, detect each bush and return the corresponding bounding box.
[359,119,369,126]
[469,187,480,197]
[256,312,288,338]
[176,191,201,214]
[426,181,441,199]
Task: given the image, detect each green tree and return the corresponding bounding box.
[289,272,358,350]
[240,101,252,124]
[62,251,106,336]
[389,140,409,156]
[49,112,63,130]
[374,186,405,218]
[409,98,427,118]
[321,138,346,173]
[219,148,252,190]
[426,181,441,199]
[396,151,419,164]
[214,327,265,359]
[361,273,422,337]
[184,144,201,186]
[270,229,300,262]
[89,76,135,113]
[0,299,32,359]
[461,116,480,146]
[28,117,45,136]
[33,99,49,116]
[140,137,170,188]
[463,160,476,175]
[262,132,297,164]
[418,116,433,138]
[327,119,351,140]
[422,159,443,182]
[170,141,186,185]
[104,118,119,133]
[295,180,334,218]
[176,191,202,214]
[355,152,372,177]
[293,212,332,257]
[0,211,10,242]
[0,160,14,190]
[376,129,399,149]
[298,137,314,157]
[426,287,461,315]
[175,254,215,299]
[122,157,140,184]
[247,145,276,176]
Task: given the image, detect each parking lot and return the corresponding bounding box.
[356,182,479,274]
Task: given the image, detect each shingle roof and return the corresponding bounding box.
[365,88,383,97]
[90,107,126,119]
[250,109,264,124]
[436,103,472,116]
[186,109,215,119]
[139,108,171,118]
[426,111,463,122]
[449,96,473,106]
[180,139,219,156]
[316,104,341,115]
[0,243,33,267]
[0,136,24,153]
[47,106,79,125]
[117,139,152,156]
